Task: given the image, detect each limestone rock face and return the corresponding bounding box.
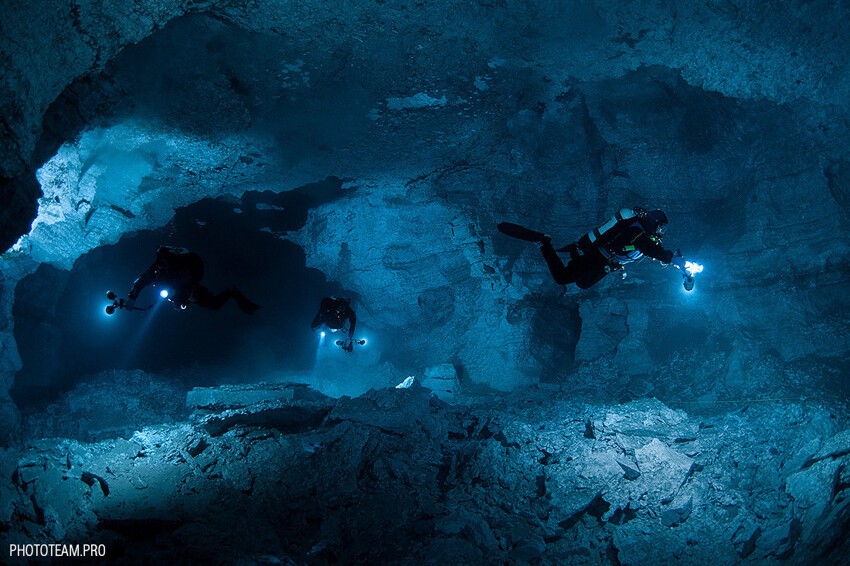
[0,0,210,251]
[1,0,849,402]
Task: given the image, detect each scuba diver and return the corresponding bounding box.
[311,296,362,352]
[499,207,700,290]
[124,246,261,313]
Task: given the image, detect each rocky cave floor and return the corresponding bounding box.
[3,1,850,564]
[2,377,849,565]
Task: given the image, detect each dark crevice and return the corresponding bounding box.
[558,492,607,530]
[0,172,40,253]
[608,504,637,525]
[739,526,762,559]
[775,518,802,560]
[584,419,596,439]
[578,93,609,196]
[81,471,110,496]
[535,474,546,497]
[108,204,136,219]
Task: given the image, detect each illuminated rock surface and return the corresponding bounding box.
[1,0,850,562]
[2,385,849,563]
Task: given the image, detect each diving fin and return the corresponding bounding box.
[497,222,548,243]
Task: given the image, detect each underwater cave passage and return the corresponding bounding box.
[11,178,353,410]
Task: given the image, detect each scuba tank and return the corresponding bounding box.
[577,207,644,251]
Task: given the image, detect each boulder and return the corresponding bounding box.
[806,428,850,465]
[633,439,694,506]
[199,400,334,437]
[421,363,459,400]
[187,382,330,412]
[660,495,693,527]
[785,458,843,539]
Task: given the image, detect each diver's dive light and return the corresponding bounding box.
[105,291,118,315]
[681,261,704,292]
[684,261,704,277]
[335,338,367,352]
[159,289,170,299]
[104,290,152,314]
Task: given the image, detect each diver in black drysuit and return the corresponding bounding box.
[538,208,680,289]
[127,246,261,313]
[311,296,357,338]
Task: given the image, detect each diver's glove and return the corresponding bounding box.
[665,249,684,267]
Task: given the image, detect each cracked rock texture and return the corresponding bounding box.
[0,0,210,251]
[1,2,850,561]
[2,384,849,564]
[1,1,849,407]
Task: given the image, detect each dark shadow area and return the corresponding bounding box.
[12,178,353,409]
[526,294,582,381]
[0,173,40,254]
[645,311,711,362]
[33,12,376,176]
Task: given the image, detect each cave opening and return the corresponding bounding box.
[10,177,368,413]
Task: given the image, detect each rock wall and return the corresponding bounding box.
[0,272,23,441]
[1,384,848,563]
[4,0,850,250]
[0,0,212,252]
[1,1,849,429]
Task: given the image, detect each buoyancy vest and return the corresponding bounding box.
[611,246,644,264]
[577,208,650,265]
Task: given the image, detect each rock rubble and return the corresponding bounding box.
[2,383,848,564]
